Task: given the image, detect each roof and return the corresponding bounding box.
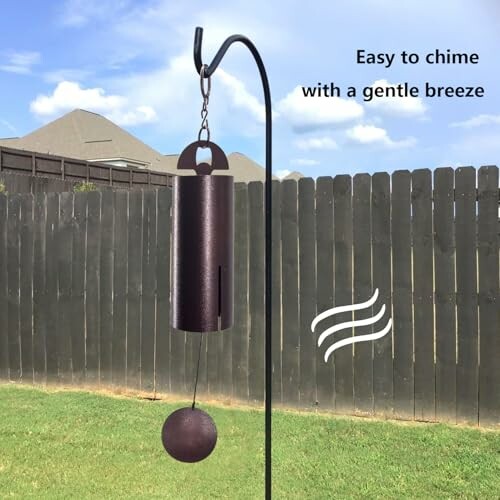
[0,109,278,183]
[284,171,305,181]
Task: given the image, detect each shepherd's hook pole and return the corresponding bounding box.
[193,26,273,499]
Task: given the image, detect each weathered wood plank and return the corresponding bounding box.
[372,172,392,417]
[71,193,86,384]
[7,195,21,380]
[248,181,265,403]
[391,171,414,419]
[0,195,7,379]
[20,195,34,382]
[271,180,282,405]
[333,174,354,413]
[298,177,317,408]
[477,166,499,426]
[155,189,171,393]
[455,167,479,425]
[127,190,143,390]
[412,169,435,421]
[141,190,157,393]
[281,180,300,406]
[99,191,114,386]
[434,168,456,423]
[45,194,59,383]
[112,191,128,388]
[57,192,73,383]
[232,183,249,402]
[32,193,47,383]
[315,177,335,410]
[85,191,101,384]
[353,174,373,415]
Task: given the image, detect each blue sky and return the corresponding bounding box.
[0,0,499,178]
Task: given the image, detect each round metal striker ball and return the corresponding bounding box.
[161,407,217,463]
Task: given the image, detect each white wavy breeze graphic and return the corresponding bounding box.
[311,289,392,363]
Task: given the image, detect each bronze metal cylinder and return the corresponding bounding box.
[171,174,234,332]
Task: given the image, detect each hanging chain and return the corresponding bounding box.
[198,65,211,144]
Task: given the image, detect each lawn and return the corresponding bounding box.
[0,384,498,499]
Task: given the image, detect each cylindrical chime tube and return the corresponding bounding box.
[171,174,234,332]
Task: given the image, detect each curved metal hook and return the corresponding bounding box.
[194,27,267,83]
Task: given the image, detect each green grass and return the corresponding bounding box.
[0,384,498,499]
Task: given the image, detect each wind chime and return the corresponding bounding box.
[161,64,234,463]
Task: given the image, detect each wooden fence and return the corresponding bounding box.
[0,146,173,190]
[0,166,498,427]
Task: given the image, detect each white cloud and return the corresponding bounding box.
[0,50,41,74]
[276,169,292,179]
[295,136,338,150]
[346,124,416,149]
[277,86,363,131]
[290,158,319,166]
[43,68,93,83]
[450,114,500,128]
[365,79,427,117]
[216,69,267,124]
[107,52,271,141]
[30,81,158,126]
[59,0,131,27]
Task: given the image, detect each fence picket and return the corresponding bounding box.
[455,167,479,424]
[141,190,157,393]
[315,177,335,410]
[45,194,58,383]
[155,189,171,393]
[391,171,414,419]
[32,193,47,383]
[412,169,435,421]
[333,175,354,413]
[0,195,7,379]
[248,181,265,403]
[232,183,249,401]
[434,168,456,423]
[99,191,114,385]
[281,180,300,406]
[271,180,282,405]
[477,166,499,426]
[127,190,143,390]
[56,192,73,383]
[71,193,86,384]
[7,195,21,380]
[112,191,128,387]
[353,174,373,415]
[20,195,34,382]
[298,178,317,408]
[85,191,101,384]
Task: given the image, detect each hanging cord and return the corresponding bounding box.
[191,333,204,409]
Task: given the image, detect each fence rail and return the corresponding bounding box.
[0,166,498,426]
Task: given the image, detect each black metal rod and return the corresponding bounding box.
[193,26,273,499]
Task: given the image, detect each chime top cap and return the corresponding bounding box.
[176,140,229,176]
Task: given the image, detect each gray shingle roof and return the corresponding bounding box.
[0,109,281,183]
